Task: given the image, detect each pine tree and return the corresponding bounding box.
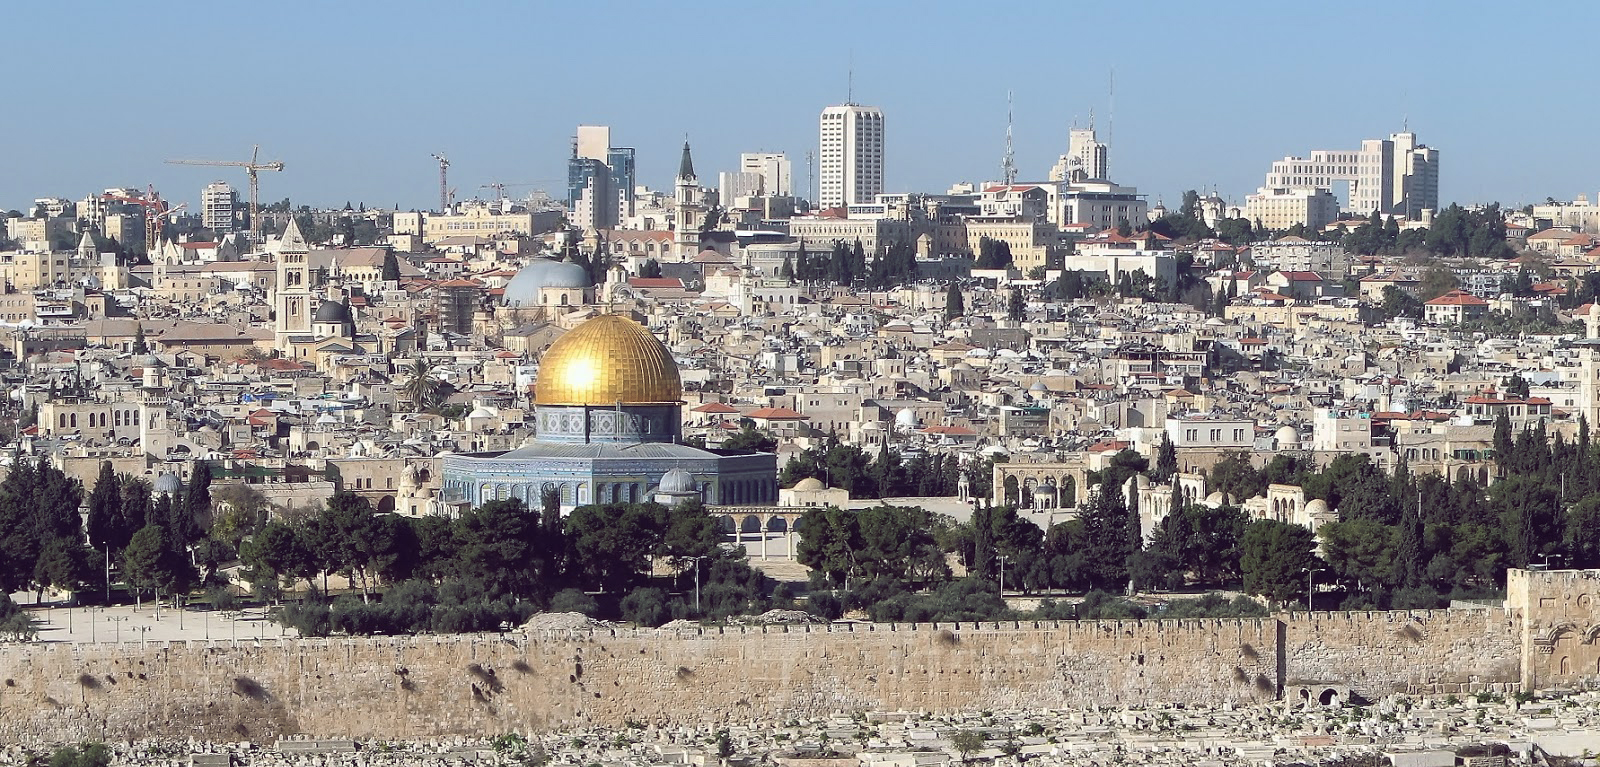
[184,461,213,545]
[86,461,127,556]
[971,504,995,581]
[945,282,965,320]
[132,324,148,355]
[1154,435,1178,483]
[780,253,794,282]
[381,249,401,282]
[1007,289,1024,322]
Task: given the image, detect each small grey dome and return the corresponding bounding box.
[659,468,696,494]
[153,473,182,494]
[503,258,591,307]
[314,300,351,323]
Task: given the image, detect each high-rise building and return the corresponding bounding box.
[566,125,634,232]
[201,181,239,234]
[740,152,792,197]
[818,104,884,208]
[1262,131,1439,219]
[1051,124,1109,182]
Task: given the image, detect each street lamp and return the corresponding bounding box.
[1302,567,1325,610]
[1541,553,1565,569]
[998,554,1010,595]
[685,556,705,615]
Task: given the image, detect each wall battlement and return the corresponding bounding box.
[0,569,1589,745]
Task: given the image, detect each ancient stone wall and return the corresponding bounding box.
[0,603,1545,744]
[0,619,1280,744]
[1281,608,1522,700]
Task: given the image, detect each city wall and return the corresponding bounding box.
[0,609,1532,745]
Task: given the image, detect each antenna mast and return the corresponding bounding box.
[806,150,815,206]
[1001,90,1017,185]
[847,53,854,105]
[1108,69,1115,153]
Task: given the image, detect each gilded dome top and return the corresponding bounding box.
[534,314,682,406]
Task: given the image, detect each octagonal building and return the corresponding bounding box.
[441,313,777,512]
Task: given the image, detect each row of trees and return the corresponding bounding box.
[244,493,771,633]
[779,438,967,499]
[794,415,1600,617]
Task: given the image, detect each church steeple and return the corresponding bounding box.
[677,139,695,181]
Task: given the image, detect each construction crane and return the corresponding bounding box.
[99,187,187,254]
[431,153,450,213]
[165,145,284,239]
[478,180,561,200]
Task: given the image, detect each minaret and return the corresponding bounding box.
[673,139,701,257]
[274,217,313,349]
[139,354,170,458]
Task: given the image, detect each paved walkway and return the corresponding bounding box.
[21,601,296,644]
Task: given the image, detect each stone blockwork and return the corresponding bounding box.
[1281,609,1522,700]
[3,570,1591,744]
[0,620,1282,744]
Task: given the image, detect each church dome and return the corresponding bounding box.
[502,259,591,307]
[314,300,351,324]
[792,477,825,492]
[534,314,681,406]
[659,468,696,494]
[153,473,182,495]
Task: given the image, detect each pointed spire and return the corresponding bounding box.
[678,138,695,181]
[280,216,308,252]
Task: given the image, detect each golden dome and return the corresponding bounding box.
[534,314,682,406]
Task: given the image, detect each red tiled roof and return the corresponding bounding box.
[1425,290,1489,306]
[628,277,685,289]
[745,407,807,420]
[692,402,740,413]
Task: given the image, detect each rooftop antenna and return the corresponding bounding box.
[847,51,854,105]
[1001,90,1017,185]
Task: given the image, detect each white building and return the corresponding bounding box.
[1244,187,1340,231]
[1263,131,1439,218]
[201,181,239,234]
[740,152,791,197]
[1057,180,1147,230]
[1050,123,1109,182]
[1312,408,1373,453]
[819,104,884,208]
[1165,415,1254,450]
[1532,195,1600,233]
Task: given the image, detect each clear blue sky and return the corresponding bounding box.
[3,1,1594,214]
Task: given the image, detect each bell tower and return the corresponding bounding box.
[275,217,313,349]
[673,139,702,257]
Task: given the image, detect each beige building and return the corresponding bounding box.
[1245,187,1340,231]
[422,205,558,244]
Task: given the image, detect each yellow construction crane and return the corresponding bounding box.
[165,145,284,239]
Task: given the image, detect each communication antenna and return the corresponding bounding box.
[1001,90,1017,185]
[806,150,815,205]
[1108,69,1116,152]
[847,50,854,105]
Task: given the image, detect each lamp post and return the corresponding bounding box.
[998,554,1009,595]
[686,556,704,614]
[1302,567,1325,610]
[1541,553,1564,569]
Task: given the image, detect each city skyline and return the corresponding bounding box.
[2,1,1596,213]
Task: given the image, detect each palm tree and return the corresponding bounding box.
[402,358,441,413]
